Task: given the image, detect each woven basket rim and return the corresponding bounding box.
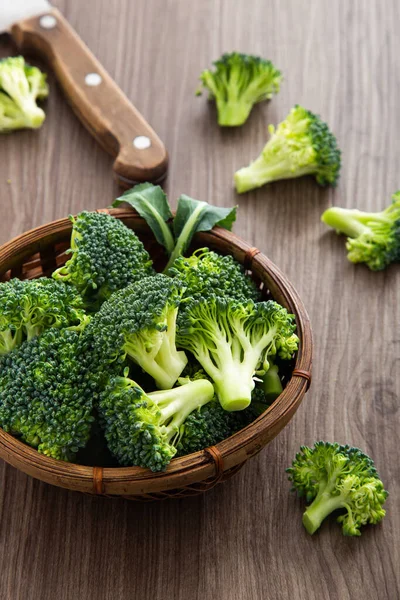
[0,208,313,494]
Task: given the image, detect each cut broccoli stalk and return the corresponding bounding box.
[321,193,400,271]
[234,105,341,193]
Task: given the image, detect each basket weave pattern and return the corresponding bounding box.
[0,209,312,499]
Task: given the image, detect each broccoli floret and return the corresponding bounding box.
[0,327,95,461]
[0,277,88,355]
[177,297,298,411]
[99,371,215,471]
[87,274,188,389]
[168,248,261,319]
[287,442,388,536]
[321,192,400,271]
[0,56,48,131]
[234,105,341,193]
[197,52,282,126]
[53,211,154,304]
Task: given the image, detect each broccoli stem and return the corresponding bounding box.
[0,329,22,355]
[302,492,345,534]
[214,369,254,411]
[155,309,188,388]
[321,206,391,238]
[163,201,208,272]
[235,154,314,193]
[151,379,215,441]
[216,100,253,127]
[261,364,283,403]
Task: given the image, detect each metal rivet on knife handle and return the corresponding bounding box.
[85,73,102,87]
[39,15,56,29]
[133,136,152,150]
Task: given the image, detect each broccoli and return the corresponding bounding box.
[0,327,95,461]
[259,363,283,404]
[321,192,400,271]
[287,442,388,536]
[177,297,298,411]
[86,274,188,389]
[197,52,282,126]
[168,248,261,318]
[0,56,48,131]
[98,371,215,471]
[53,211,154,304]
[0,277,88,355]
[234,105,341,193]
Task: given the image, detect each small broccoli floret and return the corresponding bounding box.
[0,327,95,461]
[234,105,341,193]
[287,442,388,536]
[168,248,261,320]
[0,277,88,355]
[53,211,154,304]
[177,297,298,411]
[321,192,400,271]
[197,52,282,126]
[87,274,188,389]
[99,372,215,471]
[0,56,48,131]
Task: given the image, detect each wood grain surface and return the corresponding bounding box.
[0,0,399,598]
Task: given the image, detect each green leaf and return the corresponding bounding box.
[164,195,237,271]
[112,183,175,255]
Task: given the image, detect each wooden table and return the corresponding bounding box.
[0,1,398,598]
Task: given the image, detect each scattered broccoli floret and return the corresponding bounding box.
[287,442,388,536]
[0,327,95,461]
[99,371,215,471]
[197,52,282,126]
[86,274,188,389]
[234,105,341,193]
[177,297,298,411]
[53,211,154,305]
[168,248,261,318]
[0,277,88,355]
[0,56,48,131]
[321,192,400,271]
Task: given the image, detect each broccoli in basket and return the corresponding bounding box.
[99,371,215,471]
[0,277,88,355]
[177,296,298,412]
[53,211,154,306]
[0,56,48,131]
[0,327,95,461]
[234,105,341,193]
[86,274,188,390]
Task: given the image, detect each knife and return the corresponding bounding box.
[1,0,168,187]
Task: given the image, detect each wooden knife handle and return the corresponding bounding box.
[11,8,168,187]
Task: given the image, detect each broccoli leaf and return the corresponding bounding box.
[165,195,237,270]
[113,183,175,254]
[113,184,237,272]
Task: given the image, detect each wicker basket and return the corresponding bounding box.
[0,209,312,500]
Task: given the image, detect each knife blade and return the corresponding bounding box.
[1,0,168,186]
